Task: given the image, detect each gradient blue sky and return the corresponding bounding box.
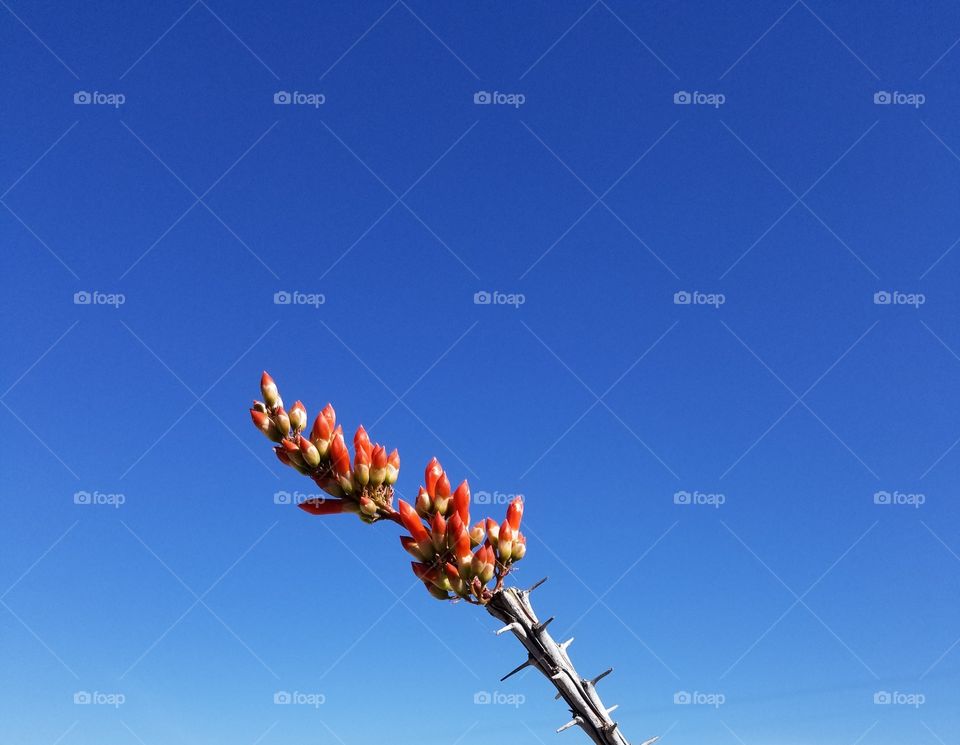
[2,1,960,744]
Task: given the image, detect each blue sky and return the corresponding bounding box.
[2,1,960,743]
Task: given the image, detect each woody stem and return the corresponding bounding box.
[486,586,650,745]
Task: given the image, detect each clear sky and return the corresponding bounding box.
[2,1,959,744]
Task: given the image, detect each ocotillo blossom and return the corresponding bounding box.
[250,372,525,603]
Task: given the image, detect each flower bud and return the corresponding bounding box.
[289,401,307,432]
[455,533,473,575]
[400,535,426,560]
[385,449,400,485]
[430,512,447,553]
[298,498,348,515]
[260,371,282,410]
[274,407,291,437]
[252,400,267,413]
[479,546,495,584]
[415,487,432,517]
[498,521,514,563]
[359,495,378,517]
[506,496,523,532]
[354,425,371,460]
[513,533,527,561]
[453,480,471,525]
[298,435,321,468]
[370,445,388,486]
[282,438,304,467]
[330,428,350,476]
[469,520,485,547]
[425,457,443,498]
[250,409,281,441]
[398,500,430,544]
[353,444,371,486]
[485,517,499,546]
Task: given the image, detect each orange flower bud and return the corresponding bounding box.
[425,457,443,498]
[298,435,321,468]
[415,486,432,517]
[506,496,523,532]
[469,520,485,547]
[289,401,307,432]
[260,371,282,410]
[398,500,430,544]
[453,480,470,524]
[370,445,388,486]
[385,449,400,485]
[330,428,350,476]
[354,425,371,460]
[250,409,281,442]
[274,407,291,437]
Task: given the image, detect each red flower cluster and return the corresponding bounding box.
[398,458,525,604]
[250,372,526,604]
[250,372,399,521]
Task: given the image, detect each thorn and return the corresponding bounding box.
[500,659,533,682]
[534,616,555,633]
[551,672,564,681]
[590,667,613,685]
[560,637,574,651]
[604,722,620,734]
[556,717,583,733]
[526,576,548,593]
[496,622,523,636]
[639,737,660,745]
[605,705,619,715]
